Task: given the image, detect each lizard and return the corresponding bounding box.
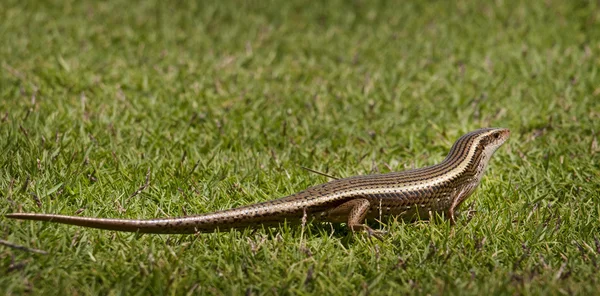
[6,128,510,238]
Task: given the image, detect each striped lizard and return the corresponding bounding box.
[6,128,510,238]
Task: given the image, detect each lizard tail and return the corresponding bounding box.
[6,213,220,234]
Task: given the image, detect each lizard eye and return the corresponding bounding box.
[493,132,500,139]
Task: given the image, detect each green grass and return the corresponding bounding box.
[1,0,599,294]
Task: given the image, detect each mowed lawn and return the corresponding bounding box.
[1,0,599,294]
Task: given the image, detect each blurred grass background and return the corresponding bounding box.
[1,0,599,294]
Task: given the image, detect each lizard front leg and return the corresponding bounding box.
[447,184,477,225]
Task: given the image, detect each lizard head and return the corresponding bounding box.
[479,127,510,151]
[470,127,510,178]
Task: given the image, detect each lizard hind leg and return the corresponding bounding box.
[326,198,385,241]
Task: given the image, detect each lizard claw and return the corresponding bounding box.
[363,226,387,241]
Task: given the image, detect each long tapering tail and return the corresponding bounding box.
[5,213,198,233]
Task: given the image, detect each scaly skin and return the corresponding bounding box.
[6,128,510,237]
